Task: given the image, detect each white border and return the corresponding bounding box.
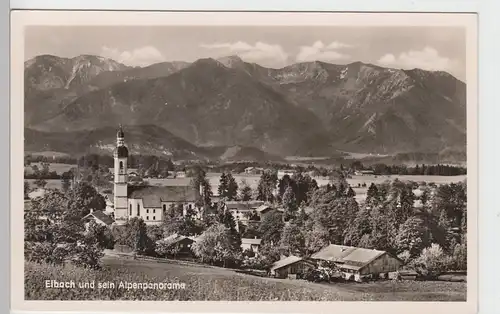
[5,0,500,313]
[10,0,478,13]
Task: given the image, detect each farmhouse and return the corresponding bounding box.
[82,209,115,229]
[244,167,264,175]
[270,256,316,279]
[156,234,196,258]
[354,170,375,176]
[241,238,262,254]
[311,244,403,282]
[277,169,297,178]
[255,204,273,216]
[111,125,203,225]
[224,201,264,223]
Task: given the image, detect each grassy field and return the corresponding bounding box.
[25,162,466,204]
[25,256,466,301]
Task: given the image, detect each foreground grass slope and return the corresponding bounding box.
[25,257,466,301]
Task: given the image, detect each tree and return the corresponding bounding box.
[217,209,242,253]
[412,243,451,277]
[344,206,372,247]
[217,173,229,198]
[156,241,182,258]
[395,216,430,257]
[161,204,203,237]
[279,223,306,256]
[226,173,239,201]
[192,223,241,267]
[309,186,359,245]
[258,210,284,245]
[85,220,115,250]
[24,188,106,269]
[278,174,293,200]
[67,182,106,218]
[452,242,467,270]
[190,166,213,209]
[304,221,330,254]
[114,218,155,255]
[256,170,278,202]
[239,180,253,201]
[282,185,298,220]
[24,181,30,200]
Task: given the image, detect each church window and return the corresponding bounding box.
[146,216,149,220]
[129,204,132,216]
[137,204,140,216]
[163,204,166,211]
[153,209,156,213]
[153,216,156,220]
[146,209,149,214]
[189,204,192,210]
[120,161,123,169]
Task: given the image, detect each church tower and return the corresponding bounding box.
[113,125,129,220]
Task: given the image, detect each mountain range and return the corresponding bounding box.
[24,54,467,162]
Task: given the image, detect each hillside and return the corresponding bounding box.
[30,58,332,157]
[24,125,282,162]
[24,54,467,159]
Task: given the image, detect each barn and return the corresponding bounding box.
[311,244,403,282]
[156,234,196,258]
[270,256,316,279]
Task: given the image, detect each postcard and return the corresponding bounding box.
[10,10,478,314]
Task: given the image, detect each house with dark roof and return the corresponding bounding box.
[241,238,262,254]
[156,233,196,258]
[82,210,115,230]
[270,255,316,279]
[311,244,403,282]
[224,201,264,224]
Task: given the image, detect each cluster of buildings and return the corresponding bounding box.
[26,126,409,283]
[270,244,404,282]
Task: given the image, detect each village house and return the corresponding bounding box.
[111,125,203,225]
[255,204,273,216]
[311,244,403,282]
[156,234,196,258]
[244,167,264,175]
[354,170,375,176]
[224,200,264,224]
[277,169,297,179]
[241,238,262,254]
[81,209,115,230]
[270,256,317,279]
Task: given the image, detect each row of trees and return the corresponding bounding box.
[369,163,466,176]
[24,182,110,269]
[244,178,467,275]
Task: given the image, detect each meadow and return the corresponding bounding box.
[25,161,466,203]
[25,256,466,301]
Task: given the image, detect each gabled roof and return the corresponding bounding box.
[270,255,304,271]
[157,233,196,246]
[225,201,264,211]
[255,204,273,213]
[311,244,388,269]
[241,238,262,245]
[82,210,115,226]
[128,185,198,208]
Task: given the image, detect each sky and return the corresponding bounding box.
[25,25,467,81]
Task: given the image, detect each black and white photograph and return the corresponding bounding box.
[11,10,477,310]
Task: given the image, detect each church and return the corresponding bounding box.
[111,125,202,225]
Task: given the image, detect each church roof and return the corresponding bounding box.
[128,185,198,208]
[114,146,129,158]
[117,125,125,138]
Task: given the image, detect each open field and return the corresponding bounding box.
[24,256,466,301]
[25,166,467,204]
